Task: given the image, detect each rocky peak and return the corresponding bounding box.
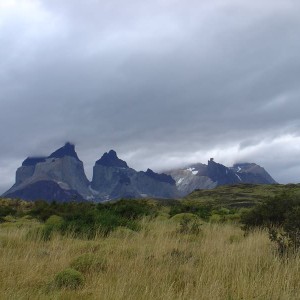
[22,157,46,167]
[207,159,239,185]
[233,163,256,170]
[95,150,128,168]
[48,142,80,161]
[231,162,277,184]
[144,169,176,185]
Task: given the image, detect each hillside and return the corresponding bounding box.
[183,183,300,208]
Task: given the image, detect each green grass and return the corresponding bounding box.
[1,185,300,299]
[183,183,300,208]
[1,216,300,299]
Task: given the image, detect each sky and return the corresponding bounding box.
[0,0,300,193]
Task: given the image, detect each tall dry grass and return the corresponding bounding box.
[0,218,300,299]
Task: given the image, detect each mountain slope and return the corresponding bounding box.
[3,143,92,202]
[166,159,277,195]
[91,150,179,200]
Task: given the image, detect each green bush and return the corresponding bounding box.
[0,206,17,222]
[209,214,222,223]
[241,193,300,254]
[241,193,300,230]
[169,203,212,220]
[173,214,202,235]
[40,215,65,241]
[27,200,152,239]
[70,254,107,273]
[100,200,158,219]
[171,213,200,223]
[54,268,84,289]
[45,215,64,228]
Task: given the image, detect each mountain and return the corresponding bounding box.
[91,150,179,200]
[2,144,277,202]
[165,158,277,196]
[4,180,84,202]
[3,145,179,202]
[3,143,92,202]
[230,163,277,184]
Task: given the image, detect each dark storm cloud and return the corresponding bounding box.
[0,0,300,192]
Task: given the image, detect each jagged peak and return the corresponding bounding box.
[95,150,128,168]
[233,162,257,168]
[145,168,176,185]
[48,142,80,160]
[22,157,46,167]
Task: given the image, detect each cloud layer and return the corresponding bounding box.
[1,0,300,192]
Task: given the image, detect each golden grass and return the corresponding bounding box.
[1,219,300,299]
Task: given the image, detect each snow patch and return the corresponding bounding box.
[235,174,242,181]
[187,167,198,175]
[177,178,184,185]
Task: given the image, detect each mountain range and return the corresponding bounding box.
[2,143,277,202]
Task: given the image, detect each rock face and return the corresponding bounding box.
[91,150,179,200]
[3,144,277,202]
[3,145,179,202]
[4,180,84,202]
[3,143,92,202]
[230,163,277,184]
[165,159,277,196]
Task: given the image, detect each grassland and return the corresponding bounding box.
[0,216,300,299]
[184,183,300,208]
[1,184,300,299]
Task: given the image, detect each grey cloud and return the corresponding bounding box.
[0,0,300,192]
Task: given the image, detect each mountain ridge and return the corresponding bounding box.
[165,158,277,196]
[2,144,277,202]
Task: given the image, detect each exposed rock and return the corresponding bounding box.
[3,144,277,202]
[95,150,128,168]
[144,169,175,185]
[230,163,277,184]
[4,180,83,202]
[207,159,239,185]
[48,142,80,161]
[22,157,46,166]
[91,151,179,200]
[3,143,92,201]
[165,159,277,195]
[166,168,217,196]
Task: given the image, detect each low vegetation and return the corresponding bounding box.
[1,184,300,299]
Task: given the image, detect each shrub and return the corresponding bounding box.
[169,203,212,220]
[241,193,300,230]
[0,206,17,222]
[171,213,200,223]
[209,214,222,223]
[26,200,156,238]
[283,206,300,249]
[45,215,64,229]
[70,254,107,273]
[54,268,84,289]
[98,199,158,219]
[174,215,202,235]
[241,193,300,254]
[40,215,65,241]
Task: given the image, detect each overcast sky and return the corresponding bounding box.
[0,0,300,193]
